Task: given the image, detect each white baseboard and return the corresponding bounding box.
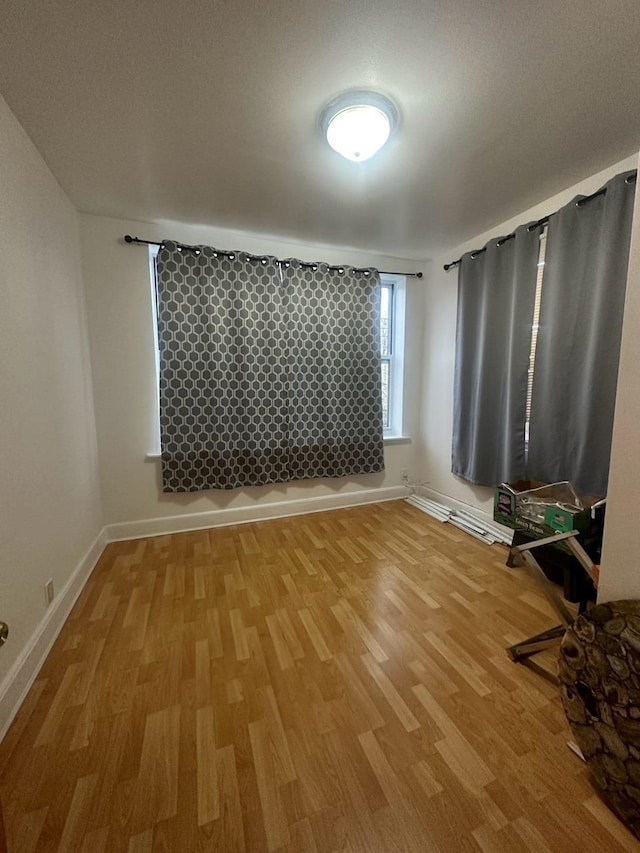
[106,485,408,541]
[0,527,108,743]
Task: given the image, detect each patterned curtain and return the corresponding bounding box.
[283,259,385,480]
[155,241,385,492]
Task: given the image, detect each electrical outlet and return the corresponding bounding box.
[401,468,409,483]
[44,579,54,607]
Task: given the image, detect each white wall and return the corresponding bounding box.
[79,214,426,535]
[598,151,640,602]
[416,154,639,518]
[0,95,103,728]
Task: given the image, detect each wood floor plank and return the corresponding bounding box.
[58,774,99,852]
[248,718,290,851]
[387,563,442,610]
[361,653,420,733]
[412,683,495,791]
[260,685,297,785]
[412,758,444,798]
[331,599,388,663]
[298,607,333,662]
[127,828,153,853]
[195,705,219,825]
[213,744,245,851]
[423,630,491,697]
[334,652,386,731]
[230,608,250,661]
[266,613,296,670]
[0,501,636,851]
[10,807,48,853]
[79,825,110,853]
[195,638,211,707]
[132,704,181,827]
[276,608,305,664]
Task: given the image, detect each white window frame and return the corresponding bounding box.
[379,274,407,439]
[524,230,547,455]
[149,245,162,457]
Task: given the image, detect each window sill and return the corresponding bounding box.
[145,435,411,461]
[383,435,412,445]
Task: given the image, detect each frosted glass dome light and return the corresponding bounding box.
[321,91,398,162]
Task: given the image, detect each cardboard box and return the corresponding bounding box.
[494,480,546,534]
[544,504,589,533]
[494,480,598,552]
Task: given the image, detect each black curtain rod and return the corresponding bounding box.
[443,171,638,271]
[124,235,423,278]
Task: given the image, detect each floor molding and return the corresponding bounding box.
[0,527,109,742]
[106,485,408,542]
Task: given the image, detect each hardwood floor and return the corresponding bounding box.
[1,500,637,852]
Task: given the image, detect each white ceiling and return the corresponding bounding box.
[1,0,640,258]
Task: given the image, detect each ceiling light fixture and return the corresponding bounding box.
[320,91,398,162]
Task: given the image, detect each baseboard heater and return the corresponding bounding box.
[405,494,512,546]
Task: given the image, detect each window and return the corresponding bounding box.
[379,274,406,437]
[149,245,161,456]
[147,250,406,454]
[524,230,547,453]
[379,281,393,429]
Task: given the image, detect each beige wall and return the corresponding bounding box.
[417,154,639,518]
[79,214,426,531]
[598,151,640,602]
[0,96,103,697]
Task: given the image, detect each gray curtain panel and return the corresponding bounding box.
[155,242,385,491]
[452,224,541,485]
[282,260,385,480]
[156,242,289,491]
[528,171,636,497]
